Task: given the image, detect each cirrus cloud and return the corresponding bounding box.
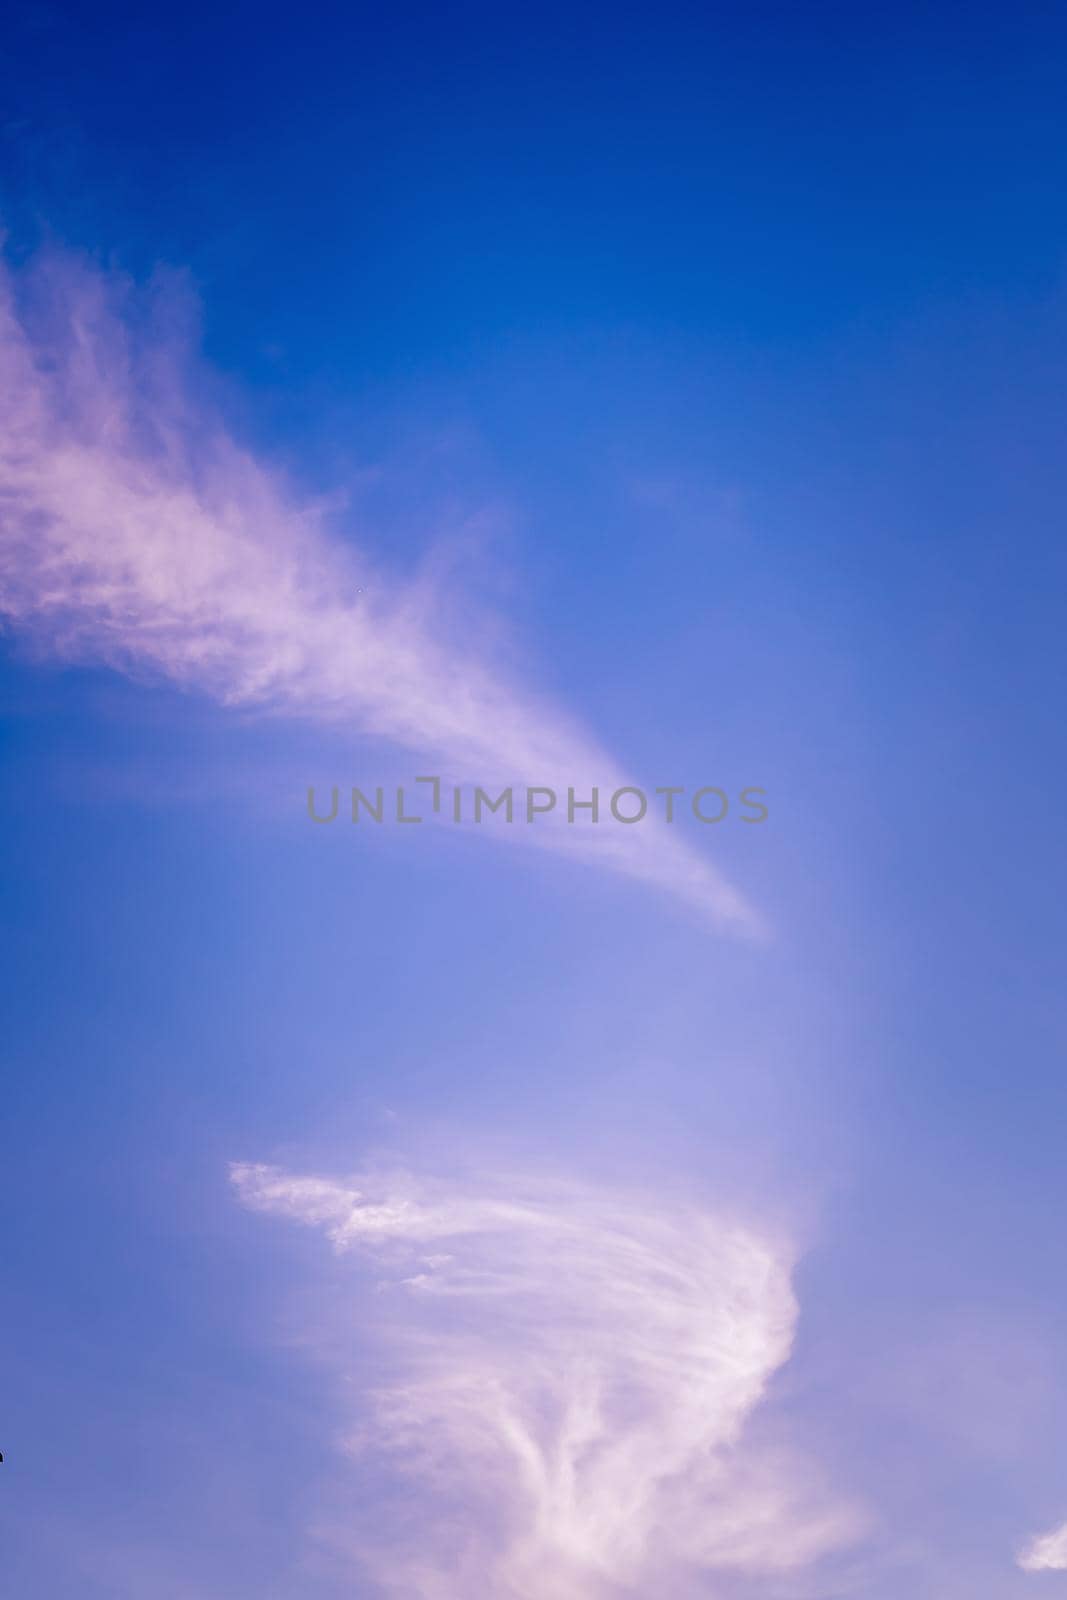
[231,1160,865,1599]
[0,242,760,934]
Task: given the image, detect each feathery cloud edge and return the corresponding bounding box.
[0,243,762,935]
[231,1160,866,1599]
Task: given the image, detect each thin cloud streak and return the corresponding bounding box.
[232,1161,864,1599]
[0,245,760,933]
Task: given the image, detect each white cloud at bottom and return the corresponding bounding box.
[1019,1521,1067,1572]
[231,1162,865,1599]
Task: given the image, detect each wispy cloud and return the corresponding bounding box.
[231,1161,864,1598]
[1019,1521,1067,1572]
[0,243,760,933]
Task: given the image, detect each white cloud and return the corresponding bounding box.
[1020,1521,1067,1572]
[232,1161,864,1599]
[0,245,760,933]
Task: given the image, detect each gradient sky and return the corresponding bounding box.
[2,4,1067,1597]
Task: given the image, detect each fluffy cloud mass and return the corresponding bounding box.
[232,1161,863,1598]
[0,244,759,933]
[1019,1520,1067,1572]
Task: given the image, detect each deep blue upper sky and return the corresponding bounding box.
[5,2,1067,370]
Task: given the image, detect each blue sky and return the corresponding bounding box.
[2,4,1066,1596]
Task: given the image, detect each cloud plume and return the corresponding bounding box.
[0,243,759,932]
[232,1161,863,1598]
